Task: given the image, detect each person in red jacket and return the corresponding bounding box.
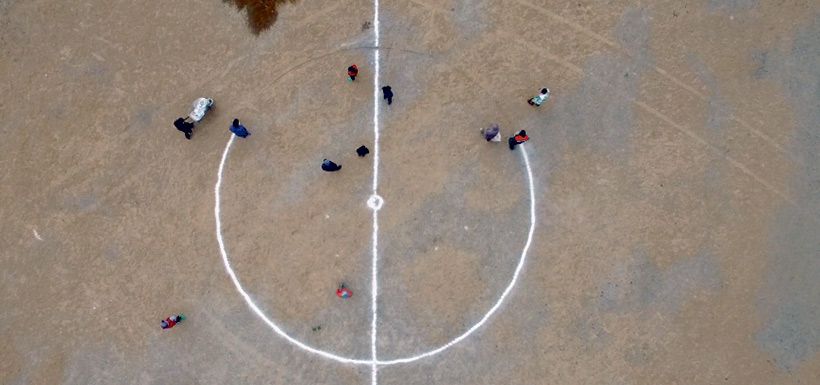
[347,64,359,82]
[336,284,352,299]
[160,314,185,330]
[508,130,529,150]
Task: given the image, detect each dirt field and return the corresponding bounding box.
[1,0,818,384]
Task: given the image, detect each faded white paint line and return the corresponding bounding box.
[371,0,381,383]
[213,0,537,376]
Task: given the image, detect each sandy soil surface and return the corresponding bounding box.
[1,0,818,384]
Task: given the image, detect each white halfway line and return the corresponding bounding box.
[376,145,536,366]
[217,134,370,366]
[370,0,381,383]
[214,0,536,373]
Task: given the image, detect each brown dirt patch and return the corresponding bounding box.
[224,0,298,34]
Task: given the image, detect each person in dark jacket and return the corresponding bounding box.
[229,118,250,138]
[322,159,342,172]
[174,118,194,140]
[356,145,370,157]
[381,85,393,105]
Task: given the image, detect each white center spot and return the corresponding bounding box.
[367,194,384,211]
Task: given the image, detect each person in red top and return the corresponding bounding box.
[160,314,185,330]
[336,284,352,299]
[508,130,529,150]
[347,64,359,82]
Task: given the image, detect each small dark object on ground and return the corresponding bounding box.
[322,159,342,172]
[356,145,370,157]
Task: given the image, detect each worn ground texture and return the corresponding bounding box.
[1,0,819,384]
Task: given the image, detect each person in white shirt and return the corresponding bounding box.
[527,88,550,107]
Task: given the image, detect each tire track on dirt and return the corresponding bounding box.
[496,30,796,205]
[18,1,348,209]
[511,0,793,159]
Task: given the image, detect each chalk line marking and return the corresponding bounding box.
[215,0,536,371]
[32,228,43,241]
[215,134,535,367]
[376,145,536,365]
[216,134,370,366]
[371,0,381,383]
[367,195,384,211]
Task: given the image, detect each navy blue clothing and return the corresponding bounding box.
[322,159,342,172]
[230,124,250,138]
[381,86,393,105]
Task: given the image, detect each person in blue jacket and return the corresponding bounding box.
[229,118,250,138]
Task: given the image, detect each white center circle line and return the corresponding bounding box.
[215,134,372,366]
[375,144,536,365]
[215,1,536,375]
[215,134,536,367]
